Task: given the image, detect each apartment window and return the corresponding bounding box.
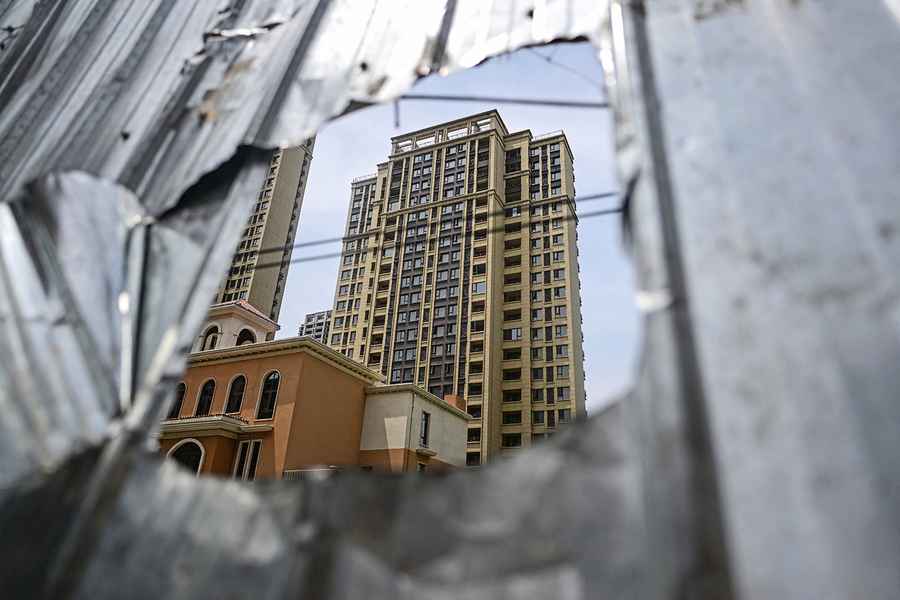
[558,387,571,401]
[548,411,557,428]
[531,389,545,403]
[504,273,521,285]
[501,433,522,448]
[256,371,280,419]
[419,412,431,448]
[555,325,568,338]
[504,290,521,302]
[468,428,481,443]
[556,345,569,358]
[473,263,487,276]
[233,440,262,481]
[466,452,481,466]
[559,408,571,423]
[554,305,567,318]
[469,362,483,374]
[473,246,487,258]
[504,238,521,250]
[472,281,487,294]
[502,411,522,425]
[554,286,566,299]
[225,376,246,413]
[503,368,521,381]
[330,333,341,344]
[504,256,521,267]
[468,382,483,396]
[503,327,522,341]
[502,347,521,360]
[532,367,544,380]
[553,268,565,280]
[503,389,522,403]
[470,340,484,353]
[195,380,215,416]
[503,309,521,322]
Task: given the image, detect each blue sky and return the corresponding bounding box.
[279,42,639,413]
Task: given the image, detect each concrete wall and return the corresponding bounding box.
[361,389,467,469]
[282,354,368,471]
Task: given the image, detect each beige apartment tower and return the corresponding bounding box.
[214,139,315,322]
[327,111,585,466]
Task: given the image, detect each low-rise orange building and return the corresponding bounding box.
[160,302,469,479]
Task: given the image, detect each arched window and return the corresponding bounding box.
[168,439,204,474]
[201,326,220,350]
[256,371,280,419]
[167,382,186,419]
[236,329,256,345]
[195,379,215,416]
[225,376,246,413]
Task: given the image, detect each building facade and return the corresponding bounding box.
[326,110,585,467]
[214,139,315,322]
[162,330,469,478]
[297,309,332,344]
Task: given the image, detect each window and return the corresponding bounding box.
[556,344,569,358]
[472,281,487,294]
[503,327,522,341]
[533,410,545,425]
[555,325,568,338]
[466,452,481,466]
[532,367,544,380]
[257,372,280,419]
[473,263,486,275]
[558,387,571,401]
[502,411,522,425]
[502,347,521,360]
[419,411,431,448]
[503,368,521,381]
[470,320,485,333]
[504,290,521,302]
[559,408,571,423]
[236,329,256,345]
[501,433,522,448]
[225,376,245,413]
[168,383,186,419]
[195,380,215,416]
[498,388,520,404]
[233,440,262,481]
[531,389,545,402]
[468,428,481,443]
[200,326,220,351]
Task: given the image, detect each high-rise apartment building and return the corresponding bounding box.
[327,110,584,466]
[298,309,332,343]
[214,139,315,322]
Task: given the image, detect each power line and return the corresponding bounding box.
[524,48,605,93]
[253,191,618,257]
[248,201,622,272]
[398,93,608,109]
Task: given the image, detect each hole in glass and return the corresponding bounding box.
[163,41,639,478]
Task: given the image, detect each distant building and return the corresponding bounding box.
[162,310,468,478]
[297,309,332,344]
[213,140,315,323]
[326,110,585,467]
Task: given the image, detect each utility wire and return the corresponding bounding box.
[253,191,618,257]
[524,47,605,93]
[398,93,608,109]
[248,202,622,272]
